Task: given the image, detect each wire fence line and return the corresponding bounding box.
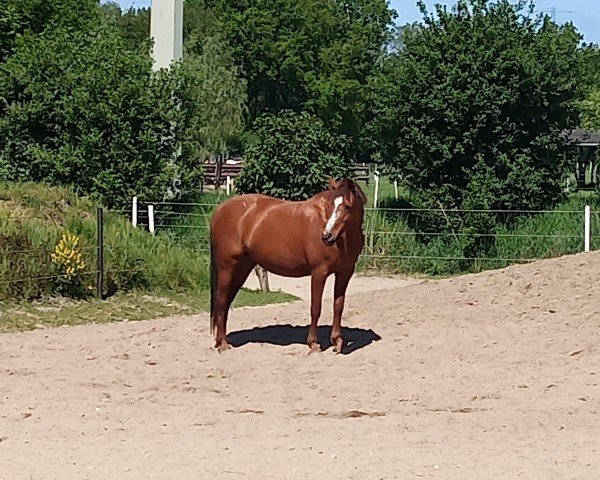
[3,200,595,292]
[125,198,596,269]
[134,199,586,215]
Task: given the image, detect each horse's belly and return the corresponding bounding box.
[252,251,312,278]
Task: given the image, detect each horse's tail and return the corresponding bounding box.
[209,238,217,336]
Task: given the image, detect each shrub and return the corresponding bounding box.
[370,0,582,247]
[0,19,187,210]
[236,110,351,200]
[0,182,210,301]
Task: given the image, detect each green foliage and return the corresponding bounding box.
[0,182,210,301]
[358,192,597,277]
[236,110,350,200]
[579,89,600,130]
[202,0,395,156]
[99,2,151,53]
[577,44,600,98]
[0,18,189,210]
[179,17,247,163]
[370,0,581,242]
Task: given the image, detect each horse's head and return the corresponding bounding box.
[321,178,367,246]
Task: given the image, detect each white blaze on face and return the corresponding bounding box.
[324,196,344,237]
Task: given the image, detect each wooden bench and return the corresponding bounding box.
[202,160,372,189]
[348,163,372,184]
[202,162,244,189]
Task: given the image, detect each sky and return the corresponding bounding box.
[105,0,600,45]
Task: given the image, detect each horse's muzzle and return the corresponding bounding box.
[322,232,337,246]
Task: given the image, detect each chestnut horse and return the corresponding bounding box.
[209,178,367,353]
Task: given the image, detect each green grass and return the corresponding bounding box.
[158,178,600,279]
[0,181,217,300]
[0,288,298,333]
[0,182,299,329]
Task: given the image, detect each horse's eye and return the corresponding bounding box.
[344,205,352,211]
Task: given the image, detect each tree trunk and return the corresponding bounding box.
[254,265,270,293]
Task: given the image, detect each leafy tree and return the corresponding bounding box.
[372,0,581,225]
[579,90,600,130]
[0,22,188,209]
[99,2,151,53]
[236,110,350,200]
[101,1,247,161]
[179,31,247,166]
[202,0,395,155]
[576,44,600,130]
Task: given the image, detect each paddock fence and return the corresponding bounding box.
[130,196,597,276]
[2,195,598,301]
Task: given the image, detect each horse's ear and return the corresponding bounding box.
[353,182,367,205]
[327,178,339,190]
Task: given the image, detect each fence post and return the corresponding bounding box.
[373,170,380,208]
[148,204,155,235]
[255,265,270,293]
[132,196,138,227]
[584,205,591,253]
[96,207,104,300]
[226,176,232,196]
[394,180,399,200]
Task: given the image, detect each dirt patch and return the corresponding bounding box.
[1,252,600,479]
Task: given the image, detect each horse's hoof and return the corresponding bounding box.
[331,338,344,354]
[308,343,321,354]
[217,343,232,354]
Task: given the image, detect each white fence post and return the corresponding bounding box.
[226,176,232,196]
[584,205,591,253]
[373,170,380,209]
[148,204,155,236]
[132,196,138,227]
[394,180,399,200]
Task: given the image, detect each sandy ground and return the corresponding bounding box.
[2,254,600,479]
[243,270,423,301]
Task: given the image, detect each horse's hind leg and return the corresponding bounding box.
[214,255,256,353]
[213,267,234,353]
[226,256,256,307]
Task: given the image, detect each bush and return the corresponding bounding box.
[371,0,582,245]
[0,21,192,210]
[236,110,351,200]
[0,182,210,301]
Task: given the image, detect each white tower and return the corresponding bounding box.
[150,0,183,71]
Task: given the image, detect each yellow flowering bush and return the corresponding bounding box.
[50,232,90,297]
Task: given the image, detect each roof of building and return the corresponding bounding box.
[565,129,600,147]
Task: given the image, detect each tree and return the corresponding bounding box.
[236,110,350,201]
[99,2,151,53]
[372,0,581,224]
[179,31,247,166]
[0,21,187,209]
[202,0,395,156]
[577,44,600,130]
[579,90,600,130]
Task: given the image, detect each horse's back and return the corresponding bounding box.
[211,194,281,223]
[210,194,283,243]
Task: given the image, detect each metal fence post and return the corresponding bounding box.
[584,205,591,253]
[96,207,105,299]
[148,204,155,235]
[132,196,138,227]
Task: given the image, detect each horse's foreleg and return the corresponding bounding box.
[307,271,327,353]
[331,268,354,354]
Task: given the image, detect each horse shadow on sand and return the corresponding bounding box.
[228,324,381,355]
